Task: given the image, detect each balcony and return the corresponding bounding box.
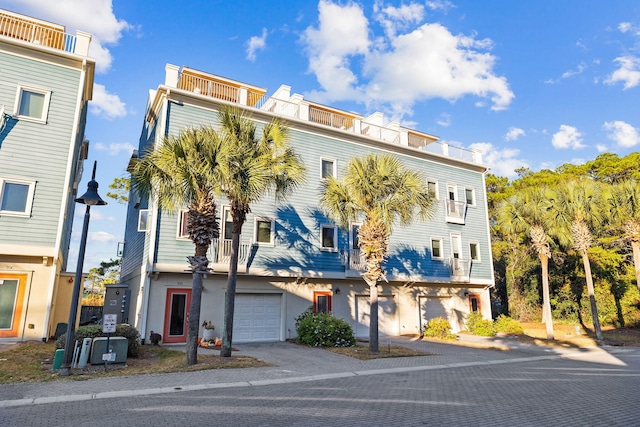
[0,10,83,54]
[308,106,355,130]
[178,68,265,107]
[361,122,400,145]
[345,249,366,272]
[208,238,252,265]
[449,257,471,282]
[445,200,467,224]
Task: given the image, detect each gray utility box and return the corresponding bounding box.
[90,337,128,365]
[103,284,130,324]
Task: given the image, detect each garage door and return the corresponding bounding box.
[419,296,457,333]
[233,293,281,343]
[355,295,398,338]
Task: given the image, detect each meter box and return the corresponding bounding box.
[103,284,130,324]
[90,337,128,365]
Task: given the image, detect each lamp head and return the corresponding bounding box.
[75,161,107,206]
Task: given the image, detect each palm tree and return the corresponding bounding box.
[609,180,640,293]
[131,126,222,365]
[320,154,435,352]
[550,178,604,341]
[498,187,555,339]
[216,106,306,357]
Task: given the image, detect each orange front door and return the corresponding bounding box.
[163,288,191,343]
[0,274,27,338]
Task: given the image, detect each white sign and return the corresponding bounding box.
[102,353,116,362]
[103,314,117,333]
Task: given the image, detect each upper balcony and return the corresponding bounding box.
[0,9,91,56]
[163,64,484,166]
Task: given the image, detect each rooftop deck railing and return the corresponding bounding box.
[255,95,301,119]
[309,106,354,130]
[0,12,76,52]
[361,122,400,145]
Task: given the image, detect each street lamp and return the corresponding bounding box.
[59,161,107,376]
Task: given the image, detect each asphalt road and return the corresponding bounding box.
[3,347,639,427]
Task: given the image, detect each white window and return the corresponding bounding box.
[320,158,336,179]
[431,238,443,259]
[427,179,439,199]
[465,188,476,207]
[177,210,189,239]
[254,217,275,246]
[320,224,337,251]
[14,85,51,123]
[137,210,150,232]
[451,234,462,259]
[469,242,480,262]
[221,206,233,240]
[0,178,35,217]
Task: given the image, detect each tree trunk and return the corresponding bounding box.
[632,240,640,295]
[581,250,603,342]
[221,230,241,357]
[539,253,554,340]
[365,277,379,353]
[185,252,209,366]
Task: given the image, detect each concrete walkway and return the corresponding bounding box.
[0,334,622,409]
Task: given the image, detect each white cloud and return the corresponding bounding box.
[88,231,118,243]
[436,113,451,127]
[603,120,640,148]
[596,144,608,152]
[246,28,267,62]
[505,127,525,141]
[91,210,116,221]
[605,56,640,89]
[301,1,513,117]
[561,63,587,79]
[468,142,528,178]
[94,142,136,156]
[373,1,425,39]
[552,125,585,149]
[2,0,132,73]
[425,0,455,12]
[90,83,127,119]
[619,22,632,33]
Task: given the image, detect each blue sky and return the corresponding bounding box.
[1,0,638,271]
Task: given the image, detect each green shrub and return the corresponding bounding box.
[56,324,141,357]
[466,312,496,337]
[296,311,355,347]
[423,317,456,339]
[494,315,524,335]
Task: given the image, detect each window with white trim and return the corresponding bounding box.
[0,178,35,216]
[178,210,189,239]
[137,209,150,232]
[469,242,480,261]
[320,158,336,179]
[254,217,275,246]
[320,224,337,251]
[427,179,439,199]
[431,238,443,259]
[465,187,476,206]
[14,85,51,123]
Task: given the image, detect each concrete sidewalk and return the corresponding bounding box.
[0,335,616,408]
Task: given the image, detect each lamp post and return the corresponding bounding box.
[59,161,107,377]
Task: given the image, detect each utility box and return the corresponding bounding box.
[103,284,130,324]
[90,337,128,365]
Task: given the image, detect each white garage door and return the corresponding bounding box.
[233,293,281,343]
[419,296,458,333]
[355,295,398,338]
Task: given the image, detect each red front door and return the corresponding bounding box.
[163,288,191,343]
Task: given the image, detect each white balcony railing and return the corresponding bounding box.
[445,200,467,224]
[449,257,471,282]
[255,95,300,119]
[346,248,366,271]
[208,238,252,265]
[361,122,400,145]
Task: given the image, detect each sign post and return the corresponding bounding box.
[102,314,117,371]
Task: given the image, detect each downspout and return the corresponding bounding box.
[43,58,88,340]
[138,92,168,342]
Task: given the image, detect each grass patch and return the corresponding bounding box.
[0,341,270,384]
[325,343,433,360]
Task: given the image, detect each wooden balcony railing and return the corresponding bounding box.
[0,12,76,52]
[309,106,354,130]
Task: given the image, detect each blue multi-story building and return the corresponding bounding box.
[121,64,494,344]
[0,9,94,341]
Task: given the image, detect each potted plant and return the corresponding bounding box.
[149,331,162,345]
[201,321,215,342]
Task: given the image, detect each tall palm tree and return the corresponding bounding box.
[320,154,435,352]
[216,106,306,357]
[131,126,222,365]
[498,187,555,339]
[609,180,640,293]
[550,178,604,341]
